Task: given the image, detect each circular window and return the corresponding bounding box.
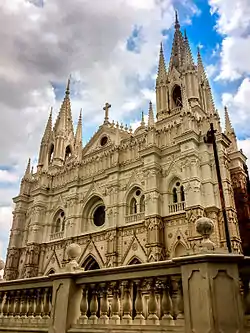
[136,189,141,196]
[93,205,105,227]
[176,182,180,187]
[100,136,108,146]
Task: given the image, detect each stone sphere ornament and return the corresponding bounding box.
[64,243,83,273]
[195,217,215,252]
[66,243,81,260]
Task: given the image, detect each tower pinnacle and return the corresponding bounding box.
[224,106,234,134]
[24,158,31,178]
[156,42,167,81]
[75,108,83,151]
[41,107,52,143]
[148,101,155,128]
[175,10,180,30]
[141,111,145,127]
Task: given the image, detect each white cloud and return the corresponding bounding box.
[209,0,250,81]
[206,64,217,78]
[221,78,250,138]
[0,170,19,184]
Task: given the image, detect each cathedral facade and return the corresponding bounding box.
[4,15,249,280]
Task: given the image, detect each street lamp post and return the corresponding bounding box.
[204,123,232,253]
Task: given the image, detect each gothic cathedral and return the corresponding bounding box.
[4,14,250,280]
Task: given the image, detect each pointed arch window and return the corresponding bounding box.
[48,144,54,164]
[130,197,137,214]
[173,187,178,203]
[180,185,185,202]
[126,187,145,223]
[169,181,186,214]
[65,145,72,160]
[172,85,182,108]
[140,195,145,212]
[51,210,66,240]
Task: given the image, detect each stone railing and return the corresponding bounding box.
[0,276,52,332]
[0,217,246,333]
[50,230,64,241]
[168,202,185,214]
[72,261,183,330]
[125,212,145,223]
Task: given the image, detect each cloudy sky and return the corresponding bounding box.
[0,0,249,260]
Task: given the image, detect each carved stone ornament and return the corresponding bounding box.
[195,217,215,252]
[64,243,83,273]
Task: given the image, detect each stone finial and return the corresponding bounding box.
[195,217,215,252]
[64,243,83,272]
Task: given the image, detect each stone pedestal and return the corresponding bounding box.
[173,254,244,333]
[49,274,81,333]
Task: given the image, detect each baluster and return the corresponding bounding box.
[27,290,34,318]
[177,279,184,321]
[110,282,120,325]
[35,289,42,318]
[89,285,98,324]
[134,280,145,325]
[78,286,88,324]
[99,283,109,324]
[14,291,21,319]
[30,290,37,319]
[122,281,132,324]
[171,276,184,323]
[147,278,159,325]
[20,290,27,318]
[8,291,15,317]
[171,277,179,319]
[43,288,50,319]
[2,291,9,317]
[161,279,174,326]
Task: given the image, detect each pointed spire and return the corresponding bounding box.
[24,158,31,177]
[224,106,238,150]
[175,10,180,30]
[66,76,70,95]
[75,108,83,147]
[141,111,145,127]
[42,107,52,143]
[197,47,207,81]
[157,42,167,81]
[183,30,195,69]
[148,101,155,128]
[224,106,234,134]
[54,77,74,136]
[169,11,185,72]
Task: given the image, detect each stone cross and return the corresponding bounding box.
[103,102,111,124]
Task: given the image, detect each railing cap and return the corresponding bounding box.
[173,253,244,265]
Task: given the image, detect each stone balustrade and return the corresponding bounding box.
[0,224,246,333]
[125,212,145,223]
[73,263,183,329]
[168,202,185,214]
[0,277,52,331]
[50,230,64,240]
